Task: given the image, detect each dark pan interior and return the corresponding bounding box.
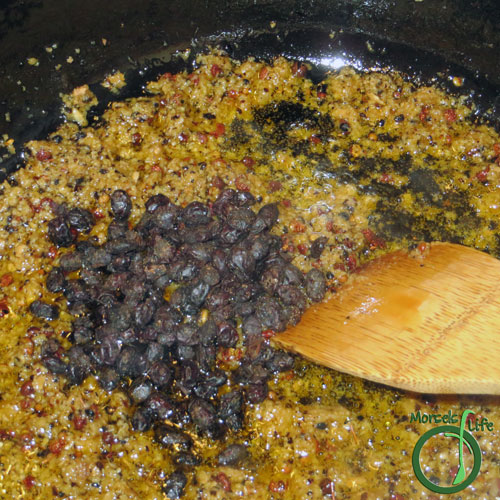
[1,0,499,183]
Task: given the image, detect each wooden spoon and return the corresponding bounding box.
[274,242,500,394]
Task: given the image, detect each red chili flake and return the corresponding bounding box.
[20,398,32,410]
[269,480,287,493]
[297,244,308,255]
[171,93,183,106]
[0,273,14,287]
[212,176,225,189]
[290,220,306,233]
[218,348,230,364]
[311,260,322,269]
[444,109,457,123]
[160,72,176,80]
[20,381,34,397]
[212,123,225,138]
[93,209,105,220]
[235,176,250,192]
[476,166,490,182]
[269,180,282,192]
[132,132,142,146]
[26,199,37,214]
[259,67,269,79]
[419,105,430,123]
[0,299,9,318]
[309,135,321,145]
[90,404,100,419]
[222,348,235,364]
[73,416,87,431]
[179,133,188,143]
[262,329,276,339]
[44,197,57,211]
[343,238,354,249]
[49,437,65,455]
[346,254,357,271]
[494,143,500,157]
[317,91,327,99]
[0,429,16,440]
[281,199,291,208]
[33,197,57,214]
[361,228,386,249]
[227,89,239,98]
[211,64,223,77]
[36,149,53,162]
[187,73,200,85]
[151,164,162,173]
[292,62,307,77]
[197,133,207,144]
[242,156,255,168]
[445,134,452,145]
[47,246,58,259]
[23,475,36,490]
[320,477,334,495]
[379,173,393,184]
[26,327,41,338]
[214,472,232,492]
[20,431,34,444]
[393,90,401,99]
[102,431,115,445]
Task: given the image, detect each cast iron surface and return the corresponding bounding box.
[0,0,499,182]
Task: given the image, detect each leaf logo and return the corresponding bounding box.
[412,410,482,494]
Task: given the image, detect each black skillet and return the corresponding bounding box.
[0,0,499,185]
[0,1,499,494]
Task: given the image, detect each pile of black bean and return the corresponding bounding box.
[30,188,326,498]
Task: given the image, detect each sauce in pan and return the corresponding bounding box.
[0,52,500,499]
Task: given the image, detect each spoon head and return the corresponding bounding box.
[274,243,500,395]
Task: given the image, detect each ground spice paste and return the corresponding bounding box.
[0,51,500,499]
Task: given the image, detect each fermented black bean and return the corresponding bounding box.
[110,190,132,221]
[29,300,59,320]
[47,216,76,247]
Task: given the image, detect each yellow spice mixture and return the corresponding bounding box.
[0,52,500,499]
